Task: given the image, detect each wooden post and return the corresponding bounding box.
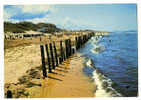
[53,42,59,67]
[69,39,72,56]
[7,90,12,98]
[85,35,87,42]
[45,44,52,73]
[65,39,69,58]
[83,35,85,44]
[49,43,55,69]
[72,48,75,54]
[67,39,70,57]
[60,41,63,63]
[59,57,62,64]
[78,36,81,49]
[86,35,88,41]
[79,36,81,48]
[80,36,82,47]
[40,37,42,41]
[75,37,78,50]
[63,50,66,61]
[40,45,47,77]
[82,35,85,45]
[77,37,79,49]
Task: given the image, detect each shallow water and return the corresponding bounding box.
[79,31,138,97]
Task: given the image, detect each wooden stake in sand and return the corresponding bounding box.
[7,90,12,98]
[45,44,52,73]
[40,37,42,41]
[78,36,81,49]
[63,49,66,61]
[69,39,72,56]
[40,45,47,77]
[67,39,70,57]
[53,42,59,67]
[72,48,75,54]
[60,40,63,63]
[59,57,62,64]
[65,39,69,58]
[49,43,55,70]
[75,37,78,50]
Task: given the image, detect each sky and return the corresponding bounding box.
[4,4,137,31]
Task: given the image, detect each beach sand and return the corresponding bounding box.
[40,54,96,98]
[4,44,42,83]
[4,42,96,98]
[4,34,76,83]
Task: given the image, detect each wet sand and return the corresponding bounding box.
[40,54,96,98]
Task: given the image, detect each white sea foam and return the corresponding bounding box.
[86,59,93,67]
[90,37,99,45]
[90,36,105,54]
[92,69,122,97]
[85,58,122,97]
[85,36,122,97]
[91,45,105,54]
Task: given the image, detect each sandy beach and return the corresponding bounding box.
[5,52,96,98]
[4,33,96,98]
[40,54,96,98]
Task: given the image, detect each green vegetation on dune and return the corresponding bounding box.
[4,21,62,33]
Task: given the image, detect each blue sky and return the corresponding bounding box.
[4,4,137,31]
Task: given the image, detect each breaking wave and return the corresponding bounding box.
[85,58,122,97]
[91,45,105,54]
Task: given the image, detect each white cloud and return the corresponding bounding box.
[26,16,48,24]
[6,16,48,24]
[4,5,95,30]
[4,6,20,21]
[4,5,55,22]
[4,11,11,21]
[9,19,20,23]
[21,5,55,14]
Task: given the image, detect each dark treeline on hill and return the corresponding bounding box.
[4,21,62,33]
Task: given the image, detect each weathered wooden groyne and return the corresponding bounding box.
[39,32,94,78]
[6,31,109,98]
[4,31,109,40]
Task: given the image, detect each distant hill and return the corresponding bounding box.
[4,21,62,33]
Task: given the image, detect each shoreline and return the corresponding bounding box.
[4,32,108,98]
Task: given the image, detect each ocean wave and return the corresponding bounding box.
[86,59,95,67]
[89,37,105,54]
[85,58,122,97]
[91,45,105,54]
[90,36,102,45]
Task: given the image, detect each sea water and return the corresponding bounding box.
[79,31,138,97]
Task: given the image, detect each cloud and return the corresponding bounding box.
[21,5,54,14]
[59,17,90,30]
[4,6,20,21]
[3,5,106,30]
[4,11,11,21]
[25,15,49,24]
[4,5,55,22]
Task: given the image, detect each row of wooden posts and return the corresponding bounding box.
[40,32,94,77]
[6,32,94,98]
